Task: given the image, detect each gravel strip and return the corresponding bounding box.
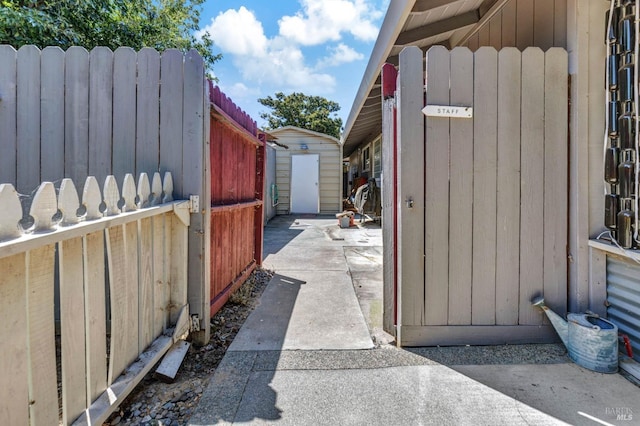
[103,268,274,426]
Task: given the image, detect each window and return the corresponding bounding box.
[373,138,381,181]
[362,146,370,172]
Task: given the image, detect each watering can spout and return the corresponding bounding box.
[532,297,569,348]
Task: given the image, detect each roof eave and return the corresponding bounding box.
[342,0,415,150]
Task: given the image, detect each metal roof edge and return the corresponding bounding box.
[342,0,415,144]
[269,125,342,145]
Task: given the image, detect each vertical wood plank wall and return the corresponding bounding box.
[0,45,204,199]
[0,45,211,336]
[465,0,568,51]
[397,46,568,346]
[208,86,265,317]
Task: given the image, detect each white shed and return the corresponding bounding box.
[269,126,342,215]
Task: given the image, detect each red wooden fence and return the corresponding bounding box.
[208,83,265,316]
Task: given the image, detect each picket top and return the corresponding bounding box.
[0,172,174,243]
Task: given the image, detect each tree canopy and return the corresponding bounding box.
[258,92,343,139]
[0,0,220,69]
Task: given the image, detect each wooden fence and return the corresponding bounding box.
[0,173,190,425]
[208,84,265,315]
[0,44,211,343]
[391,46,568,346]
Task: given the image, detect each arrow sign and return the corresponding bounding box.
[422,105,473,118]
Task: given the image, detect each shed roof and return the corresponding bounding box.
[342,0,508,157]
[269,126,342,146]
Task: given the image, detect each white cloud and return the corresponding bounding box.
[317,43,364,68]
[199,7,337,94]
[198,7,267,56]
[279,0,383,45]
[224,82,259,99]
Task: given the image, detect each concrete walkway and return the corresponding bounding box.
[190,215,640,426]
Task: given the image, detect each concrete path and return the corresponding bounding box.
[190,215,640,426]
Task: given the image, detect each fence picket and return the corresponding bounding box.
[519,47,546,325]
[30,182,57,232]
[163,172,174,203]
[136,48,161,176]
[84,231,107,403]
[60,236,88,424]
[89,47,114,184]
[160,49,184,196]
[106,224,127,383]
[17,45,41,194]
[124,221,140,365]
[112,48,137,179]
[0,184,22,240]
[0,45,17,185]
[447,47,474,326]
[496,47,522,325]
[543,48,569,315]
[151,172,162,206]
[65,47,90,186]
[0,253,28,425]
[103,175,121,216]
[424,45,450,326]
[83,176,103,221]
[26,245,58,423]
[139,217,154,352]
[472,47,498,325]
[138,173,151,208]
[122,174,137,212]
[153,214,167,336]
[59,178,81,226]
[397,46,426,327]
[41,47,65,182]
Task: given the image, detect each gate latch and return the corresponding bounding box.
[406,197,414,209]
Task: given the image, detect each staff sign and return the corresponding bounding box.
[422,105,473,118]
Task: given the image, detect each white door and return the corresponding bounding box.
[291,154,319,213]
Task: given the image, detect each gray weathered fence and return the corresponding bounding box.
[392,46,568,346]
[0,44,211,343]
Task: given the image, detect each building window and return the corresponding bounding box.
[373,138,381,181]
[362,146,370,172]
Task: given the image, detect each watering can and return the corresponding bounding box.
[532,297,618,373]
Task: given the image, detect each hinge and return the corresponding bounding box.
[189,195,200,213]
[191,314,200,331]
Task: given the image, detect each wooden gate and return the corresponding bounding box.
[392,46,569,346]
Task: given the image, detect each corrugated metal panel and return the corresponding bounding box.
[606,256,640,361]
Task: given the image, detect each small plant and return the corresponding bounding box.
[229,276,256,306]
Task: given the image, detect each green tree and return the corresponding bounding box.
[258,92,343,139]
[0,0,220,70]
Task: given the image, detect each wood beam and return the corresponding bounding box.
[363,96,382,108]
[395,10,480,46]
[411,0,457,13]
[449,0,512,47]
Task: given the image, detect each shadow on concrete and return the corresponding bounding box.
[263,216,304,257]
[190,273,305,425]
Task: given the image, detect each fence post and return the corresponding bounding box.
[381,62,397,335]
[255,133,266,265]
[396,46,425,342]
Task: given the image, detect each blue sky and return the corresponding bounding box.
[198,0,390,130]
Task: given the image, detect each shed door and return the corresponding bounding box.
[291,154,319,213]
